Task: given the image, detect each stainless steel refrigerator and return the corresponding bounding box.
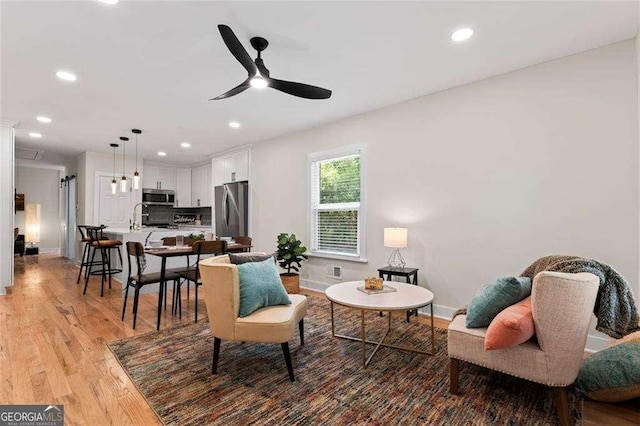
[215,181,248,238]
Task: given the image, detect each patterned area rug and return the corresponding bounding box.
[108,296,580,425]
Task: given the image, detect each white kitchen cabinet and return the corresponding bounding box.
[191,163,212,207]
[175,168,192,207]
[143,162,175,190]
[142,165,159,189]
[212,157,225,188]
[212,148,250,187]
[158,167,175,190]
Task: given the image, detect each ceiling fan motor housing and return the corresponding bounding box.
[250,37,269,52]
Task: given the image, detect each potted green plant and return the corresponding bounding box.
[276,233,308,294]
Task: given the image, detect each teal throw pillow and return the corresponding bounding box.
[573,342,640,402]
[238,257,291,317]
[466,276,532,328]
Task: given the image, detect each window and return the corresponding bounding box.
[309,146,365,261]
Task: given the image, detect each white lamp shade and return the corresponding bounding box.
[384,227,407,248]
[25,204,41,244]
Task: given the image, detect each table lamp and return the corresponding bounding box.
[384,227,407,270]
[25,204,41,248]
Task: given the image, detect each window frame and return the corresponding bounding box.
[307,145,367,263]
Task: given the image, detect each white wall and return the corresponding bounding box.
[0,123,15,295]
[15,166,62,253]
[77,151,143,225]
[250,40,639,350]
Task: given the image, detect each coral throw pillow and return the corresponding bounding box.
[484,296,535,350]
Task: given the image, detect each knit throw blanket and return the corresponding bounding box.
[521,255,639,339]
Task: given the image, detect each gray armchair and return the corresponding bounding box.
[448,271,599,426]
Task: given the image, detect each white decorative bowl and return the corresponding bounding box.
[148,240,163,248]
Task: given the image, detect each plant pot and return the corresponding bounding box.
[280,273,300,294]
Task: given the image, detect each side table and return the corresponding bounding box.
[377,266,419,322]
[25,246,39,256]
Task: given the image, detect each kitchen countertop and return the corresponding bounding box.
[105,227,186,235]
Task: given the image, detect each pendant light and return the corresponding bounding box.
[110,143,119,194]
[120,136,129,192]
[132,129,142,189]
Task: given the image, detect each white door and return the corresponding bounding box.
[97,175,132,228]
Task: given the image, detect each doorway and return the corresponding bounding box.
[95,174,134,228]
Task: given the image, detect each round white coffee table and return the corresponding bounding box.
[325,280,435,368]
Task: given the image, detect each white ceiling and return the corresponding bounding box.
[2,1,639,166]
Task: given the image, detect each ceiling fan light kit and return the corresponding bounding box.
[119,136,129,192]
[132,129,141,190]
[110,143,119,195]
[211,25,331,100]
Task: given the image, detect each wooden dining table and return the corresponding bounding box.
[145,242,252,330]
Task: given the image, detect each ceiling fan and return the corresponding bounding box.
[211,25,332,101]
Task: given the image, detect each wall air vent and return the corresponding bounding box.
[15,147,44,161]
[326,265,342,280]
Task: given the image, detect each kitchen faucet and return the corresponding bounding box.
[130,202,149,230]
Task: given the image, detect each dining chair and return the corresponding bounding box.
[122,241,180,329]
[176,240,227,322]
[161,236,198,307]
[233,236,252,252]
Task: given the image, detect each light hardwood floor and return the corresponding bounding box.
[1,254,638,425]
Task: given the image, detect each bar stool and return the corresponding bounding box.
[83,227,123,297]
[76,225,107,284]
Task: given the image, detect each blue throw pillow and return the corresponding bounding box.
[237,257,291,317]
[573,342,640,402]
[466,276,532,328]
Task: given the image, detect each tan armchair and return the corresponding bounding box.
[199,254,308,382]
[448,271,599,426]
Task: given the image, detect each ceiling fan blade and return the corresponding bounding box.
[218,25,257,76]
[268,78,332,99]
[209,79,251,100]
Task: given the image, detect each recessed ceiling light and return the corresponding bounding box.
[180,142,191,148]
[98,0,119,4]
[36,116,52,123]
[29,132,42,138]
[229,121,241,129]
[157,151,167,157]
[451,28,474,42]
[55,70,77,81]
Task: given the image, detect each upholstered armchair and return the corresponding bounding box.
[198,254,308,382]
[448,271,599,426]
[14,227,25,256]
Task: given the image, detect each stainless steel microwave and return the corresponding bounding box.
[142,188,175,206]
